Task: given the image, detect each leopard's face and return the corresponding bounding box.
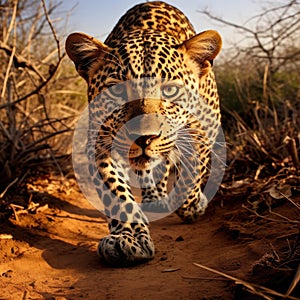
[67,30,221,172]
[93,79,205,172]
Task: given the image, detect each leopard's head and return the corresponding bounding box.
[66,29,222,171]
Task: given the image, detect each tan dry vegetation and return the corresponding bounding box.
[0,0,85,187]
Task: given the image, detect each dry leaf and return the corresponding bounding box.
[161,268,180,273]
[267,184,292,199]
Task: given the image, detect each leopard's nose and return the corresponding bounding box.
[134,134,159,149]
[126,114,163,147]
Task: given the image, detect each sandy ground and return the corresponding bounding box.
[0,174,299,300]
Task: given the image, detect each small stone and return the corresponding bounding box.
[175,235,184,242]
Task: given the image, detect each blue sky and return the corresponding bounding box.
[62,0,262,49]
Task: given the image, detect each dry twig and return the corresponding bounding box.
[193,263,300,300]
[0,177,18,198]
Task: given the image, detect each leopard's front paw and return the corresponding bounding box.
[176,193,208,223]
[97,232,155,267]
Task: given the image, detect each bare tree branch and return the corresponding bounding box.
[0,41,45,81]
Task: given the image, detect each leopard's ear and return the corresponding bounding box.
[65,32,109,81]
[180,30,222,74]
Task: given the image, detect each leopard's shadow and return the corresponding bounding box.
[5,190,111,271]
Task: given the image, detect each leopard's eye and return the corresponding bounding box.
[161,85,180,99]
[108,83,126,97]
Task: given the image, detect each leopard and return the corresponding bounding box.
[66,1,222,267]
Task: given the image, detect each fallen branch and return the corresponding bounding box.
[193,263,300,300]
[242,204,300,224]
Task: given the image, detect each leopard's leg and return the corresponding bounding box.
[174,145,211,223]
[138,160,173,213]
[92,157,155,266]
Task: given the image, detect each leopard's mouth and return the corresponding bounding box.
[129,153,162,170]
[129,154,152,170]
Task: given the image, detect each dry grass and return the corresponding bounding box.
[0,0,85,193]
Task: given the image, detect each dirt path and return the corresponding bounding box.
[0,175,299,299]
